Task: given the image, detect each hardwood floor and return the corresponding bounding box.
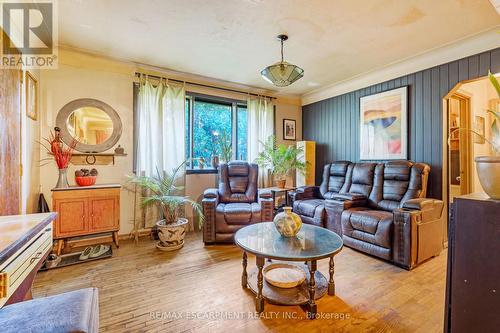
[33,232,447,333]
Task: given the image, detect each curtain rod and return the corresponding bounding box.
[134,72,277,100]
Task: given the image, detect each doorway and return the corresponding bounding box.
[447,92,472,203]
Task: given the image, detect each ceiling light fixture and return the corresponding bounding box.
[261,34,304,87]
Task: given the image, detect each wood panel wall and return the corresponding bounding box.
[302,48,500,199]
[0,69,21,215]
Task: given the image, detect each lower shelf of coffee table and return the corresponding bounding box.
[247,262,327,306]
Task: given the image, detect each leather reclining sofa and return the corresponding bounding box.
[202,161,274,244]
[289,160,444,269]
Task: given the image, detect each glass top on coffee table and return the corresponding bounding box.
[234,222,343,261]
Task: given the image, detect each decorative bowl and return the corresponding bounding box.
[264,263,306,288]
[75,176,97,186]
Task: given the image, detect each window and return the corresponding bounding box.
[185,95,248,170]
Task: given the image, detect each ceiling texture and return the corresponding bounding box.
[59,0,500,96]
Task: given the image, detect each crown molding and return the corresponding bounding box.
[301,27,500,106]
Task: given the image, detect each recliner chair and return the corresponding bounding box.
[202,161,273,244]
[289,161,352,229]
[289,160,445,269]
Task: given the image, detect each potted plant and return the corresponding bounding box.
[476,71,500,198]
[129,161,204,251]
[255,135,306,188]
[449,71,500,199]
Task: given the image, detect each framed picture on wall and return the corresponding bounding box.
[26,71,38,121]
[360,86,408,160]
[474,115,485,144]
[283,119,296,140]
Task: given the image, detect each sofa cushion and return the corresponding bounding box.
[342,209,393,249]
[0,288,99,333]
[293,199,325,219]
[218,162,258,203]
[349,163,377,197]
[216,202,261,225]
[319,161,351,199]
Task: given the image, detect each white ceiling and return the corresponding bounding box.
[58,0,500,96]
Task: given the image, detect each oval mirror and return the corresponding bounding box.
[56,98,122,153]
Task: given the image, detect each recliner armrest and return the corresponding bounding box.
[393,198,445,269]
[258,189,272,199]
[402,198,444,221]
[203,188,219,199]
[289,186,319,201]
[202,189,219,244]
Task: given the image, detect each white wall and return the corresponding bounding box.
[39,61,136,234]
[21,69,41,214]
[459,79,497,194]
[37,49,302,235]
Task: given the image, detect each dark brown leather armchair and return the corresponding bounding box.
[202,161,274,244]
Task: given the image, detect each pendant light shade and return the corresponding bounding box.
[261,35,304,87]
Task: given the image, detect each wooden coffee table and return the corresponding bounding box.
[234,222,343,317]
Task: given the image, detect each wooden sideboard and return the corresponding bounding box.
[51,184,121,254]
[444,193,500,332]
[0,213,56,307]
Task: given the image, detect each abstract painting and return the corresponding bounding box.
[360,86,407,160]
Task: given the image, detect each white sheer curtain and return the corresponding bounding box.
[135,78,186,227]
[136,79,185,176]
[247,96,274,187]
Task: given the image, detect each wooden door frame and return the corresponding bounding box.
[442,75,490,246]
[449,91,473,195]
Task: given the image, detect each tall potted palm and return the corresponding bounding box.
[129,161,203,251]
[255,135,306,188]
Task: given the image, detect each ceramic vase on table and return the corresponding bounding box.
[55,168,70,189]
[274,207,302,237]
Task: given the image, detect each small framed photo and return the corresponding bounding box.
[26,71,38,120]
[474,115,485,144]
[283,119,296,141]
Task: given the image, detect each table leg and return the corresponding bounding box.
[328,256,335,296]
[307,260,318,318]
[241,252,247,288]
[256,256,265,313]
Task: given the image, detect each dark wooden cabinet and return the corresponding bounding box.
[445,193,500,332]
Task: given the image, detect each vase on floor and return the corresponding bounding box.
[55,168,70,189]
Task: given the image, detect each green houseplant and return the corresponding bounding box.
[129,161,203,251]
[255,135,306,188]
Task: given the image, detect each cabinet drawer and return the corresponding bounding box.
[0,223,52,304]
